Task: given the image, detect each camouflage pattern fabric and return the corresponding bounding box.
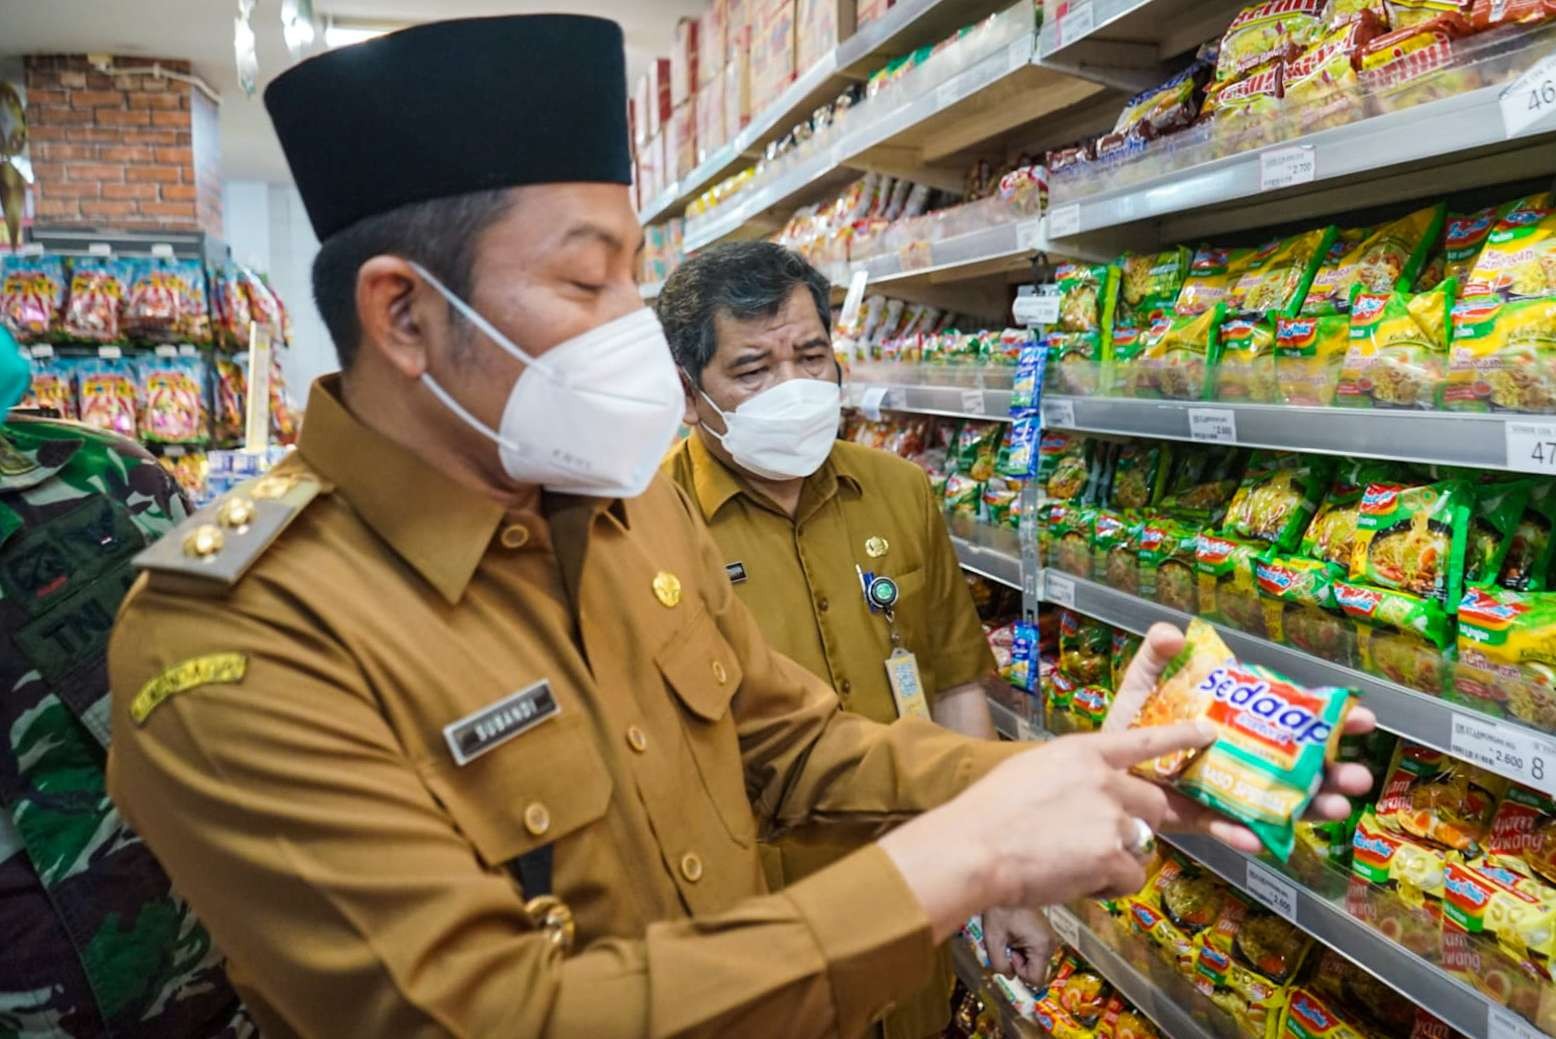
[0,417,251,1039]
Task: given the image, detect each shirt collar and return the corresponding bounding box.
[298,375,507,605]
[684,429,862,523]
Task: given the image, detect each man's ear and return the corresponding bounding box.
[356,256,438,380]
[679,369,701,427]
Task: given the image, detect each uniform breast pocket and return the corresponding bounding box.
[887,565,929,644]
[656,607,755,847]
[416,708,613,873]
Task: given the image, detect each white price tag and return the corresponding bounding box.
[1489,1004,1544,1039]
[1045,399,1076,428]
[178,343,199,357]
[28,343,54,359]
[1047,908,1082,949]
[1016,218,1044,253]
[1452,714,1556,796]
[150,242,175,258]
[1245,861,1299,924]
[1259,145,1317,191]
[1012,290,1060,327]
[163,444,186,457]
[1047,203,1081,239]
[97,345,122,360]
[18,242,44,257]
[1046,572,1077,608]
[859,385,889,422]
[87,242,112,257]
[1023,567,1039,601]
[961,389,987,416]
[1506,420,1556,475]
[1061,0,1095,43]
[153,344,178,358]
[840,269,870,330]
[1189,407,1238,444]
[1501,53,1556,137]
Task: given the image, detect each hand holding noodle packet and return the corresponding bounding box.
[1120,619,1360,860]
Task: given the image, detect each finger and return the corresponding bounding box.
[985,918,1012,975]
[1321,761,1375,797]
[1095,719,1218,769]
[1105,771,1172,831]
[1208,818,1265,854]
[1016,952,1048,988]
[1343,704,1376,735]
[1103,623,1185,733]
[1159,792,1266,854]
[1095,852,1148,900]
[1308,791,1354,820]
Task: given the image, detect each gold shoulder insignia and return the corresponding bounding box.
[135,466,326,587]
[131,652,248,724]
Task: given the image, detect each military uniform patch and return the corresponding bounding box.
[130,652,248,724]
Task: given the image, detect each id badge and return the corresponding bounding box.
[884,647,931,721]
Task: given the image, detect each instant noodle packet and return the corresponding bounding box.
[1110,440,1170,510]
[1112,629,1145,691]
[1375,741,1508,855]
[1127,852,1236,969]
[1117,247,1192,326]
[1334,577,1454,647]
[1226,450,1334,551]
[1039,431,1092,501]
[1455,586,1556,730]
[1350,476,1471,606]
[75,358,138,438]
[1178,246,1256,317]
[1096,509,1143,593]
[1464,192,1556,301]
[1199,532,1271,634]
[1282,16,1379,133]
[1216,315,1282,402]
[1139,516,1202,612]
[1216,0,1327,81]
[1277,313,1353,404]
[1,254,66,341]
[1209,64,1288,153]
[1130,618,1354,859]
[1444,295,1556,414]
[63,257,128,343]
[1335,282,1453,409]
[1229,227,1336,318]
[1301,459,1404,568]
[1158,444,1248,524]
[1496,479,1556,592]
[1466,479,1533,586]
[1195,894,1313,1038]
[1302,203,1445,315]
[1442,202,1508,287]
[1139,304,1224,400]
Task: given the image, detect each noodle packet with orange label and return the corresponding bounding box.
[1131,618,1355,860]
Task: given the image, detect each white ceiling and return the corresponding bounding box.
[0,0,704,183]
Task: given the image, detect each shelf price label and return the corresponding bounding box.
[1489,1004,1544,1039]
[1245,861,1299,925]
[1046,907,1081,949]
[1259,145,1317,192]
[1048,203,1081,239]
[1012,286,1060,327]
[1501,53,1556,137]
[1060,0,1095,44]
[1045,572,1077,608]
[1506,420,1556,475]
[858,385,890,422]
[1451,713,1556,796]
[961,389,987,416]
[1045,398,1076,428]
[1189,407,1237,444]
[1016,218,1044,253]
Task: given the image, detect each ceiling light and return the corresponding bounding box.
[323,19,398,48]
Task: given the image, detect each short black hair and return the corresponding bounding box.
[310,188,517,369]
[656,241,831,385]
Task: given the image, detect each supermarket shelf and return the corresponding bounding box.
[950,937,1046,1039]
[1046,905,1240,1039]
[1045,79,1556,245]
[987,695,1041,743]
[845,380,1015,421]
[1163,833,1506,1039]
[1040,395,1556,472]
[948,518,1023,588]
[1038,571,1556,807]
[637,0,1016,225]
[684,26,1103,252]
[1038,0,1252,74]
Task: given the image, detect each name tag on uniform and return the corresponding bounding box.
[443,680,559,767]
[724,561,748,584]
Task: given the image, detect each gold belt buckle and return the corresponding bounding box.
[524,895,576,954]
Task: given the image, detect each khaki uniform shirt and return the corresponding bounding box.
[106,376,1019,1039]
[663,434,997,1039]
[662,434,994,726]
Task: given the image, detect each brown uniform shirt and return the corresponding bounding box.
[662,433,994,725]
[663,433,997,1039]
[106,376,1019,1039]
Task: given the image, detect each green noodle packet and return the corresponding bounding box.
[1224,451,1335,552]
[1110,440,1171,510]
[1352,477,1472,609]
[1466,479,1533,587]
[1497,479,1556,592]
[1299,459,1406,570]
[1333,578,1453,648]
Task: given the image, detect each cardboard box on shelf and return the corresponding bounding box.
[751,0,796,115]
[797,0,855,74]
[727,0,753,48]
[633,74,651,145]
[856,0,891,27]
[672,17,700,108]
[700,0,728,85]
[646,58,672,138]
[696,79,727,163]
[673,99,699,179]
[637,133,662,204]
[727,26,754,132]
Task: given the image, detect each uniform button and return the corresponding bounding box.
[817,596,829,612]
[626,725,648,753]
[711,660,728,684]
[523,802,551,836]
[500,523,530,549]
[680,852,704,883]
[840,679,852,695]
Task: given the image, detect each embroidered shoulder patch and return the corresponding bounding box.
[130,652,248,724]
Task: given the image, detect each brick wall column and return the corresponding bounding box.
[23,55,223,237]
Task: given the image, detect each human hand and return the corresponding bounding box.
[983,905,1056,988]
[1103,623,1379,854]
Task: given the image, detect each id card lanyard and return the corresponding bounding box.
[856,565,931,721]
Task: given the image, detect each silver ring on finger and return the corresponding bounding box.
[1125,816,1155,859]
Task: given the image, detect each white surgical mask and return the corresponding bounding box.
[699,376,841,481]
[412,261,683,498]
